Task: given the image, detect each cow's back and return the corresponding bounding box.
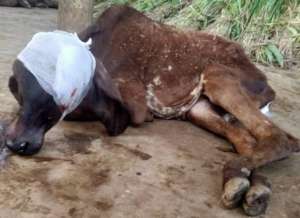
[80,5,270,122]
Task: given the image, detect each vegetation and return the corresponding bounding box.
[94,0,300,68]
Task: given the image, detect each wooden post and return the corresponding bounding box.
[58,0,94,33]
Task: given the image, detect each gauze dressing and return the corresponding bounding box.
[17,31,96,119]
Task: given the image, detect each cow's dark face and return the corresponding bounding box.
[6,59,131,155]
[5,60,62,155]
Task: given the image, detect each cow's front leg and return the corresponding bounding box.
[202,64,300,159]
[187,97,271,215]
[200,64,299,215]
[187,97,256,157]
[202,65,299,151]
[186,97,255,211]
[243,171,272,216]
[222,157,273,216]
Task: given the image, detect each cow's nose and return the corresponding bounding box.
[6,139,28,153]
[5,139,40,155]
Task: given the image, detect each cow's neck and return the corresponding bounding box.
[73,80,130,136]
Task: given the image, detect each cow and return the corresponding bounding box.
[5,5,299,216]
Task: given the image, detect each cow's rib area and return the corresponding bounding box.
[146,74,205,119]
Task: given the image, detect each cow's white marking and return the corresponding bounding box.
[223,113,234,122]
[153,76,162,86]
[260,102,272,117]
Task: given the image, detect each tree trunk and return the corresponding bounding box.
[58,0,94,33]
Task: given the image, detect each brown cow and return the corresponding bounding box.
[5,5,299,216]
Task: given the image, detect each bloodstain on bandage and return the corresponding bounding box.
[17,31,96,118]
[59,105,68,113]
[71,88,77,97]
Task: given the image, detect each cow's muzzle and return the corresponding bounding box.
[5,139,42,155]
[4,120,44,155]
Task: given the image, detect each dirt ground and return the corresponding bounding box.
[0,7,300,218]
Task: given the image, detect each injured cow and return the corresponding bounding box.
[5,5,300,216]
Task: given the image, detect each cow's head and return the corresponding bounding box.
[5,60,62,155]
[5,59,130,156]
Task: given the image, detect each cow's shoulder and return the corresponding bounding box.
[96,5,144,29]
[79,5,145,42]
[99,5,138,20]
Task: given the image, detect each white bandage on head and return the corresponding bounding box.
[17,31,96,119]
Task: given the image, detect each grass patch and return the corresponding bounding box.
[95,0,300,68]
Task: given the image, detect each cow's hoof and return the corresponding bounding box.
[222,177,250,209]
[242,184,271,216]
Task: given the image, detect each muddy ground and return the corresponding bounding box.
[0,7,300,218]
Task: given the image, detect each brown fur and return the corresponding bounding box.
[7,5,299,216]
[78,6,299,215]
[80,5,273,124]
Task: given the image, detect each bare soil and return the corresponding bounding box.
[0,7,299,218]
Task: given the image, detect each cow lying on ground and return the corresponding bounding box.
[5,5,299,216]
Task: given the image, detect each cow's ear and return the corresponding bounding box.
[94,59,131,134]
[78,24,101,42]
[8,76,18,97]
[94,59,123,103]
[10,60,25,105]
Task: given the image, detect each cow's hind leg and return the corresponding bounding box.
[201,64,299,215]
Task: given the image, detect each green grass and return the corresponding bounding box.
[94,0,300,68]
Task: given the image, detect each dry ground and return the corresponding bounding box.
[0,7,299,218]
